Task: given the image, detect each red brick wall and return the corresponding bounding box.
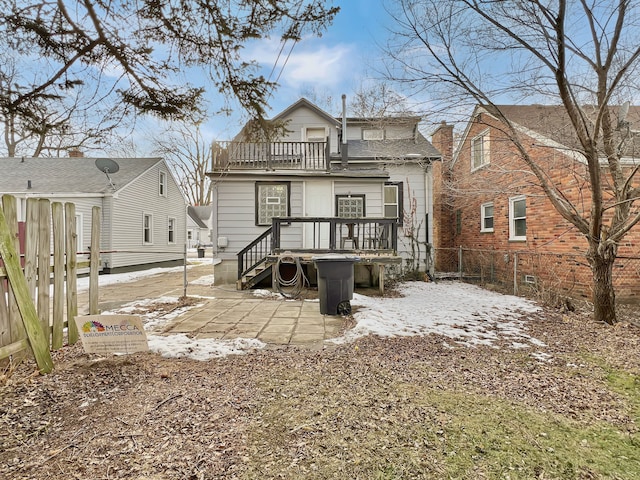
[439,111,640,301]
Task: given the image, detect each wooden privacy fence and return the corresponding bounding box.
[0,195,101,373]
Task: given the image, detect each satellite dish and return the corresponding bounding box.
[95,158,120,174]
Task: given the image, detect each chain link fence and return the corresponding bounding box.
[430,247,640,318]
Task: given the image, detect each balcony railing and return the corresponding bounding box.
[213,140,330,171]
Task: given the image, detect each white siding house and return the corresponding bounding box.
[210,98,442,288]
[0,156,188,272]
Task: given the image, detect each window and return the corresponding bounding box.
[168,217,176,244]
[363,129,384,140]
[471,130,490,170]
[256,182,290,226]
[159,171,167,196]
[509,196,526,241]
[143,213,153,244]
[305,127,326,142]
[481,202,494,232]
[336,195,365,218]
[384,182,404,225]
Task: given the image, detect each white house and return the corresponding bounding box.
[209,98,442,289]
[0,156,188,272]
[187,205,213,248]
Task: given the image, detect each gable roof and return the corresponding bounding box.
[272,98,341,126]
[187,206,209,228]
[0,157,164,195]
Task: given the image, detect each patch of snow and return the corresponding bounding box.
[190,274,216,286]
[253,289,285,299]
[531,352,553,362]
[331,281,544,349]
[147,334,265,360]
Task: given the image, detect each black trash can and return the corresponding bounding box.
[312,254,358,315]
[197,247,205,258]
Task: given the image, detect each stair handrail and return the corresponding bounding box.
[237,227,273,279]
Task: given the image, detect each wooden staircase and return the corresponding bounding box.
[237,227,273,290]
[237,263,272,290]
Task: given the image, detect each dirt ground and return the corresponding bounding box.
[1,302,639,479]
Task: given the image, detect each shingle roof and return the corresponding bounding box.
[342,134,441,160]
[0,157,163,195]
[187,205,213,228]
[488,104,640,156]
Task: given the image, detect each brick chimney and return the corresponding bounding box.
[68,149,84,158]
[431,121,454,161]
[430,121,456,260]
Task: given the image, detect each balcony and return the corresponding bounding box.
[212,141,330,171]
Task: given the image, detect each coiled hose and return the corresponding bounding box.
[274,256,310,298]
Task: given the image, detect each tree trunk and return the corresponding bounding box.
[588,244,617,325]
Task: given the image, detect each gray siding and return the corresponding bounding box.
[215,178,304,256]
[334,181,383,217]
[387,163,428,266]
[105,162,187,269]
[280,107,340,152]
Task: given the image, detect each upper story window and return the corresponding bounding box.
[481,202,494,232]
[305,127,326,142]
[363,129,384,140]
[509,196,526,241]
[159,171,167,196]
[471,129,490,170]
[256,182,290,226]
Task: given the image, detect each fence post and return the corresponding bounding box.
[458,245,463,279]
[37,199,51,342]
[1,195,26,350]
[89,207,101,315]
[183,243,187,298]
[65,203,78,345]
[513,252,518,295]
[0,201,53,373]
[51,202,64,349]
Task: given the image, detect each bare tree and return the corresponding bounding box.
[386,0,640,324]
[0,0,338,126]
[349,81,414,118]
[152,122,213,206]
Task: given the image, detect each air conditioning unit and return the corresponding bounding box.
[217,237,228,248]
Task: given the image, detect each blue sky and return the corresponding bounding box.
[199,0,394,141]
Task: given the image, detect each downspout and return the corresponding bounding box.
[341,94,348,168]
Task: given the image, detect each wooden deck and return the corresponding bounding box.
[266,251,402,294]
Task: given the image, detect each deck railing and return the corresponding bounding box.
[237,227,273,280]
[237,217,398,280]
[271,217,398,253]
[212,140,330,171]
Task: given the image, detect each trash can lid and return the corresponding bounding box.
[312,253,360,262]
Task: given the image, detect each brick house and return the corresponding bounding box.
[430,105,640,303]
